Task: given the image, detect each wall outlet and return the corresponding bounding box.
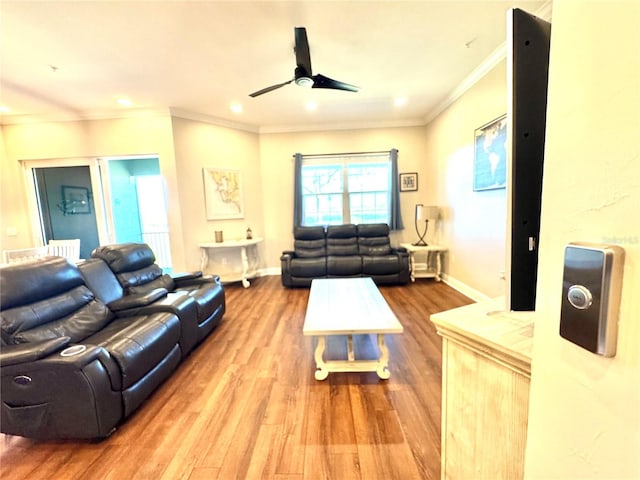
[6,227,17,237]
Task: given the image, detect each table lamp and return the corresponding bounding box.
[413,204,439,246]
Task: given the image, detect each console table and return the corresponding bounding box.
[399,243,447,281]
[430,298,534,480]
[199,238,262,288]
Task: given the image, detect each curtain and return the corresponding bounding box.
[293,153,303,228]
[389,148,404,230]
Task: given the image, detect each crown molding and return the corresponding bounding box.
[168,108,259,133]
[0,108,172,126]
[258,117,426,134]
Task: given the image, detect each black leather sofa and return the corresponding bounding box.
[0,244,225,440]
[280,223,410,287]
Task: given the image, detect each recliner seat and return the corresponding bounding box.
[91,243,225,344]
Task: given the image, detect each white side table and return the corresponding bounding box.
[199,238,263,288]
[400,243,447,282]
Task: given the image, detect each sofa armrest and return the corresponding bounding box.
[108,288,168,312]
[174,274,219,288]
[0,337,71,367]
[1,343,123,439]
[394,246,408,253]
[281,250,295,258]
[171,271,203,282]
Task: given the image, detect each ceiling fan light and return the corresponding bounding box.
[295,77,313,88]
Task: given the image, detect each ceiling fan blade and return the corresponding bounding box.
[249,79,294,97]
[294,27,312,76]
[311,74,359,92]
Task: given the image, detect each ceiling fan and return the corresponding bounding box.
[249,27,360,98]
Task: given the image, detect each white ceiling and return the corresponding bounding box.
[0,1,547,132]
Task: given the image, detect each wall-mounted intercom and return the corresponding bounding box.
[559,242,625,356]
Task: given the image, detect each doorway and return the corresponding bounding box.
[103,157,172,271]
[33,165,100,259]
[24,156,172,270]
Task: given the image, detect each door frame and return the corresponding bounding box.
[21,157,112,247]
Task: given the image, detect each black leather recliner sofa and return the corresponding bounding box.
[280,223,410,287]
[0,244,225,440]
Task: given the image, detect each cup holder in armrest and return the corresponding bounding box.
[60,345,87,357]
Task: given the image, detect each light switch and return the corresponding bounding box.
[6,227,17,237]
[559,242,625,356]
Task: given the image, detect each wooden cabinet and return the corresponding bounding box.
[430,299,534,480]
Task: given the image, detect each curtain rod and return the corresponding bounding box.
[293,149,396,158]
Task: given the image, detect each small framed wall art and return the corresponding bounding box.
[399,172,418,192]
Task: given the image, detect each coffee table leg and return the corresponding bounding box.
[376,334,391,379]
[314,336,329,380]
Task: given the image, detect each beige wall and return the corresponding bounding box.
[424,61,508,299]
[258,126,428,269]
[524,1,640,478]
[170,116,261,270]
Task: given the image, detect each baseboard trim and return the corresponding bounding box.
[257,267,281,278]
[441,274,492,303]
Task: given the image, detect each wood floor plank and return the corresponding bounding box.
[0,276,472,479]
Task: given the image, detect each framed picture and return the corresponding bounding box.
[60,185,91,215]
[399,172,418,192]
[202,167,244,220]
[473,114,507,191]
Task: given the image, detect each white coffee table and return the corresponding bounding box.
[303,277,404,380]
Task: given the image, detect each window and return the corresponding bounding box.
[299,152,392,226]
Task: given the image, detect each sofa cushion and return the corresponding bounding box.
[356,223,390,237]
[327,224,357,238]
[357,223,392,256]
[84,312,180,389]
[294,226,326,241]
[362,255,404,275]
[0,257,116,345]
[175,282,225,328]
[327,255,362,276]
[92,243,156,274]
[2,287,114,345]
[289,257,327,277]
[358,236,392,256]
[0,256,83,311]
[293,238,326,258]
[327,237,358,256]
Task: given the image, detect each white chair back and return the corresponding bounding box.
[47,239,81,262]
[3,246,49,264]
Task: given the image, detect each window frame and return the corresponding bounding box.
[298,152,393,227]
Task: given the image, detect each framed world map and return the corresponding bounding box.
[473,114,507,192]
[203,167,244,219]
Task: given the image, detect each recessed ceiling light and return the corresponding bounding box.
[117,98,132,107]
[230,103,243,114]
[394,97,407,107]
[0,106,10,113]
[305,100,317,111]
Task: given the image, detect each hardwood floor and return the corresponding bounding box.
[0,276,472,480]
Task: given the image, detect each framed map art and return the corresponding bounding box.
[203,167,244,220]
[473,114,507,191]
